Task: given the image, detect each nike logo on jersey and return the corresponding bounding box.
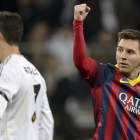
[120,79,129,84]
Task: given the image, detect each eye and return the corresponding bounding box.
[127,50,135,55]
[117,47,123,52]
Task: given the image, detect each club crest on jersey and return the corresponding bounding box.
[119,92,140,115]
[32,112,36,122]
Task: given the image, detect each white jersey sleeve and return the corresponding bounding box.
[0,95,7,119]
[38,91,54,140]
[0,60,19,119]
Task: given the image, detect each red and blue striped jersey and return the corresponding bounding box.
[73,20,140,140]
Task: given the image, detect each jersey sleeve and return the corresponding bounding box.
[0,95,8,119]
[38,83,54,140]
[0,65,20,119]
[73,20,110,88]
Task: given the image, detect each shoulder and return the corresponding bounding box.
[96,61,116,72]
[97,62,117,81]
[0,55,28,78]
[0,56,15,76]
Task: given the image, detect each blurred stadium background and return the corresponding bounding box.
[1,0,140,139]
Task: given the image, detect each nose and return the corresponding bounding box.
[120,51,127,59]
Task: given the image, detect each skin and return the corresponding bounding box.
[0,32,21,63]
[116,39,140,80]
[74,4,140,81]
[74,3,90,21]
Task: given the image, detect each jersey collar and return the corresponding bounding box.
[115,64,140,86]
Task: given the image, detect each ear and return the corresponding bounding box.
[0,32,6,42]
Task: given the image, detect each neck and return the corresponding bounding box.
[124,69,140,80]
[0,42,21,63]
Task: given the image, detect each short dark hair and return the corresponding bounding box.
[118,29,140,42]
[0,11,23,46]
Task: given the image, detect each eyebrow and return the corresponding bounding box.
[117,46,122,48]
[117,46,136,52]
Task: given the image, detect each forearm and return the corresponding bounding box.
[73,4,102,85]
[73,20,91,78]
[38,110,54,140]
[38,94,54,140]
[73,20,86,65]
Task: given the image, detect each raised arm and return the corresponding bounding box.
[73,4,94,79]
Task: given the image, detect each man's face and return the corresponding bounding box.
[116,39,140,77]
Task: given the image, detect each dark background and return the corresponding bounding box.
[1,0,140,139]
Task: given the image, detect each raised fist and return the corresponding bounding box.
[74,3,90,21]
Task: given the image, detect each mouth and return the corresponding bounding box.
[119,62,128,67]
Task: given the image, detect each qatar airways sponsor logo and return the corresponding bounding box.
[119,92,140,115]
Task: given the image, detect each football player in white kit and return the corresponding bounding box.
[0,12,54,140]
